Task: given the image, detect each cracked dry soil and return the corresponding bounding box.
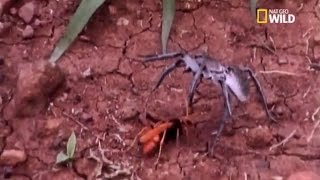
[1,0,320,180]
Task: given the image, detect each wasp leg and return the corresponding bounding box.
[186,61,205,115]
[241,67,277,122]
[153,60,183,91]
[142,52,184,62]
[155,130,167,165]
[209,81,232,156]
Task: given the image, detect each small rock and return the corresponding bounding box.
[71,107,83,116]
[9,7,16,15]
[246,126,273,148]
[274,105,286,117]
[45,118,63,133]
[0,149,27,166]
[18,2,35,23]
[116,17,129,26]
[278,55,288,65]
[33,18,41,26]
[108,5,117,15]
[288,171,320,180]
[118,99,139,121]
[22,25,34,39]
[81,67,93,78]
[81,113,92,121]
[38,118,63,137]
[313,46,320,60]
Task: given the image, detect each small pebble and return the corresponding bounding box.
[0,149,27,166]
[45,118,63,131]
[22,25,34,39]
[82,67,93,78]
[9,7,17,15]
[33,18,41,26]
[108,5,117,15]
[278,55,288,65]
[81,113,93,121]
[18,2,35,23]
[117,17,129,26]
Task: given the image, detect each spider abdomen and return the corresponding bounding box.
[225,67,250,102]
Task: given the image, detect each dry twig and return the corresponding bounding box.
[88,141,133,179]
[269,129,297,151]
[62,111,88,130]
[311,106,320,121]
[259,70,302,76]
[303,86,311,99]
[297,3,304,12]
[307,120,320,143]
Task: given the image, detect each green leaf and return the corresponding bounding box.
[49,0,106,64]
[66,131,77,158]
[56,151,70,164]
[161,0,175,54]
[250,0,257,20]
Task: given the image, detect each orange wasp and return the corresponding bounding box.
[127,118,185,164]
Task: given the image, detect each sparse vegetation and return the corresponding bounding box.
[49,0,257,62]
[56,131,77,165]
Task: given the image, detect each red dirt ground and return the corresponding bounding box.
[1,0,320,179]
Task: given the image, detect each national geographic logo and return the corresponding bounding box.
[257,9,295,24]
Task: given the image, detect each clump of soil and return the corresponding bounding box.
[4,61,64,119]
[246,125,273,149]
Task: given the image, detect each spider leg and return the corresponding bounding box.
[209,80,232,156]
[142,52,184,62]
[241,67,277,122]
[152,60,183,91]
[186,61,205,115]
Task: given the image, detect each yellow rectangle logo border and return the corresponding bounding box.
[257,9,268,24]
